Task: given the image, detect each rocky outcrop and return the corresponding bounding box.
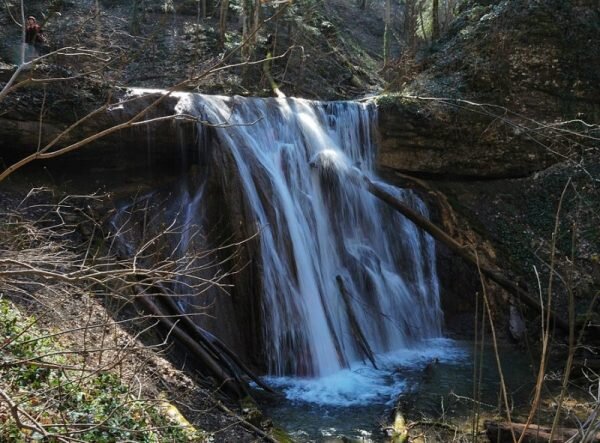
[401,0,600,118]
[0,70,195,181]
[0,78,267,368]
[378,0,599,179]
[376,96,562,178]
[0,71,568,182]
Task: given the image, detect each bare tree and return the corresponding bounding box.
[0,0,293,184]
[383,0,392,65]
[219,0,230,48]
[398,0,426,51]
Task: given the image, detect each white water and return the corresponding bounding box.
[266,338,466,407]
[166,93,444,380]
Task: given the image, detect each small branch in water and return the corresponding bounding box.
[316,283,349,369]
[336,275,378,369]
[213,399,279,443]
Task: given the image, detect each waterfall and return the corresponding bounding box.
[164,93,443,378]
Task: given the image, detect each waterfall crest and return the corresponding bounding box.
[163,93,443,377]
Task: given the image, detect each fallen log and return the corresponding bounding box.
[133,291,244,398]
[151,283,276,394]
[317,291,350,369]
[109,238,275,398]
[485,420,600,443]
[361,175,570,334]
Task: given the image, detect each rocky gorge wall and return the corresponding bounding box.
[379,0,599,179]
[377,96,561,179]
[1,84,577,181]
[1,25,598,342]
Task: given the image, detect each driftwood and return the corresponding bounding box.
[485,420,600,443]
[214,400,279,443]
[336,275,378,369]
[361,175,570,334]
[318,291,350,369]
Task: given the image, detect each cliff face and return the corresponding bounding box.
[1,2,598,439]
[0,79,196,189]
[377,0,600,339]
[400,0,600,116]
[0,0,384,100]
[4,0,596,180]
[377,97,561,178]
[378,0,600,178]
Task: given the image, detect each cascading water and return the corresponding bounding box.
[169,93,444,380]
[107,91,534,441]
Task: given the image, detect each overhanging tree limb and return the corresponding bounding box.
[0,2,292,184]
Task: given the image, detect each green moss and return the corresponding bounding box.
[392,412,409,443]
[271,426,294,443]
[375,94,419,111]
[0,298,205,442]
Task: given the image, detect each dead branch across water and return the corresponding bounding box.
[359,174,570,334]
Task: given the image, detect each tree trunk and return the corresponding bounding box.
[219,0,229,49]
[383,0,392,65]
[130,0,142,35]
[336,275,378,369]
[431,0,440,40]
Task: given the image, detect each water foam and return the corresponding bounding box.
[265,339,467,407]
